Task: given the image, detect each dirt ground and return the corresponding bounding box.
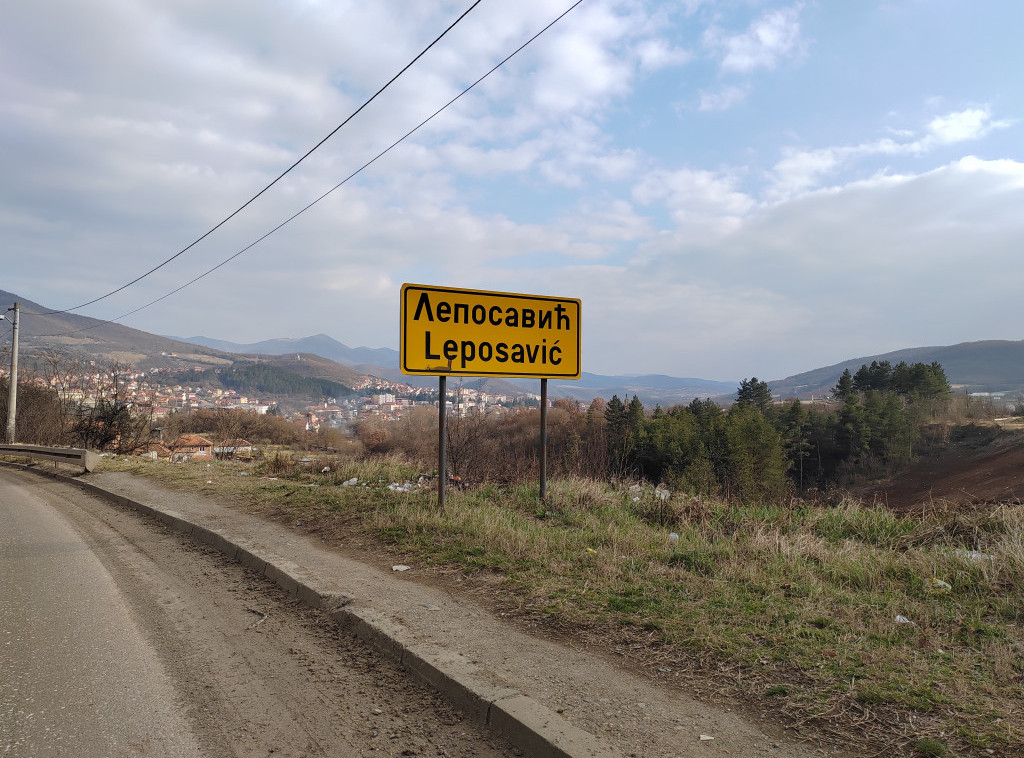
[858,423,1024,510]
[72,468,841,758]
[3,468,520,758]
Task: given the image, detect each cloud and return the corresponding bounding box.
[559,156,1024,378]
[633,167,754,241]
[535,119,641,186]
[4,1,1024,385]
[529,2,639,115]
[718,157,1024,367]
[704,5,803,74]
[767,147,842,197]
[924,107,1011,146]
[635,38,692,71]
[767,107,1012,198]
[698,84,749,111]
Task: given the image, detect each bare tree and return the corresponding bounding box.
[0,371,65,445]
[36,349,83,445]
[445,407,508,483]
[72,362,152,453]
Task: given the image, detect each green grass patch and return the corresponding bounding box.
[914,737,948,757]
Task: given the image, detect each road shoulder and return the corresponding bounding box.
[33,465,834,758]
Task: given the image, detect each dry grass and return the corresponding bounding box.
[98,454,1023,757]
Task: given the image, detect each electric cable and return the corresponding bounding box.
[32,0,485,317]
[34,0,585,341]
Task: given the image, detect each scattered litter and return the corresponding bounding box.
[295,521,303,527]
[628,484,642,493]
[388,482,416,492]
[206,480,212,484]
[300,458,312,463]
[392,565,411,572]
[669,532,679,545]
[321,466,331,473]
[927,577,952,593]
[657,666,672,674]
[654,487,671,502]
[586,548,598,555]
[700,735,715,741]
[342,477,358,486]
[245,608,269,629]
[895,615,915,626]
[420,603,441,612]
[236,472,250,477]
[955,549,996,563]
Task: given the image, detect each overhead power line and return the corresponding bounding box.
[34,0,485,318]
[37,0,586,341]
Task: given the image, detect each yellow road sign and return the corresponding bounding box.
[400,284,581,378]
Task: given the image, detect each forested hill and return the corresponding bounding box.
[242,353,365,389]
[170,362,354,401]
[769,340,1024,398]
[604,364,952,502]
[218,363,354,400]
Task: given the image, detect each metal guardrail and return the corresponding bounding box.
[0,444,99,473]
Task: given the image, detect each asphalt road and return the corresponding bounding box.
[0,468,518,758]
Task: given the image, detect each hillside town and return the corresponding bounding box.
[0,361,538,435]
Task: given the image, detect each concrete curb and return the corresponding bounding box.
[11,464,620,758]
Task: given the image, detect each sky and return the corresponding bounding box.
[2,0,1023,382]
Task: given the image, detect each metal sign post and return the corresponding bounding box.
[540,378,548,501]
[438,375,447,510]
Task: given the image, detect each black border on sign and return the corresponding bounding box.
[400,283,581,379]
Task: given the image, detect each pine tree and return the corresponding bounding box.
[724,403,790,503]
[604,395,628,468]
[833,369,855,401]
[605,395,626,439]
[626,395,645,433]
[736,377,772,413]
[780,400,812,490]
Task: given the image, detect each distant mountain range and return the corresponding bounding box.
[5,289,1023,406]
[509,373,736,405]
[176,332,1024,404]
[171,333,448,390]
[769,341,1024,399]
[172,333,736,404]
[175,333,398,369]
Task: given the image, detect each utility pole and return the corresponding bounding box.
[5,303,19,444]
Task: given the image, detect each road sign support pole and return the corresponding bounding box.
[438,375,447,510]
[540,378,548,501]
